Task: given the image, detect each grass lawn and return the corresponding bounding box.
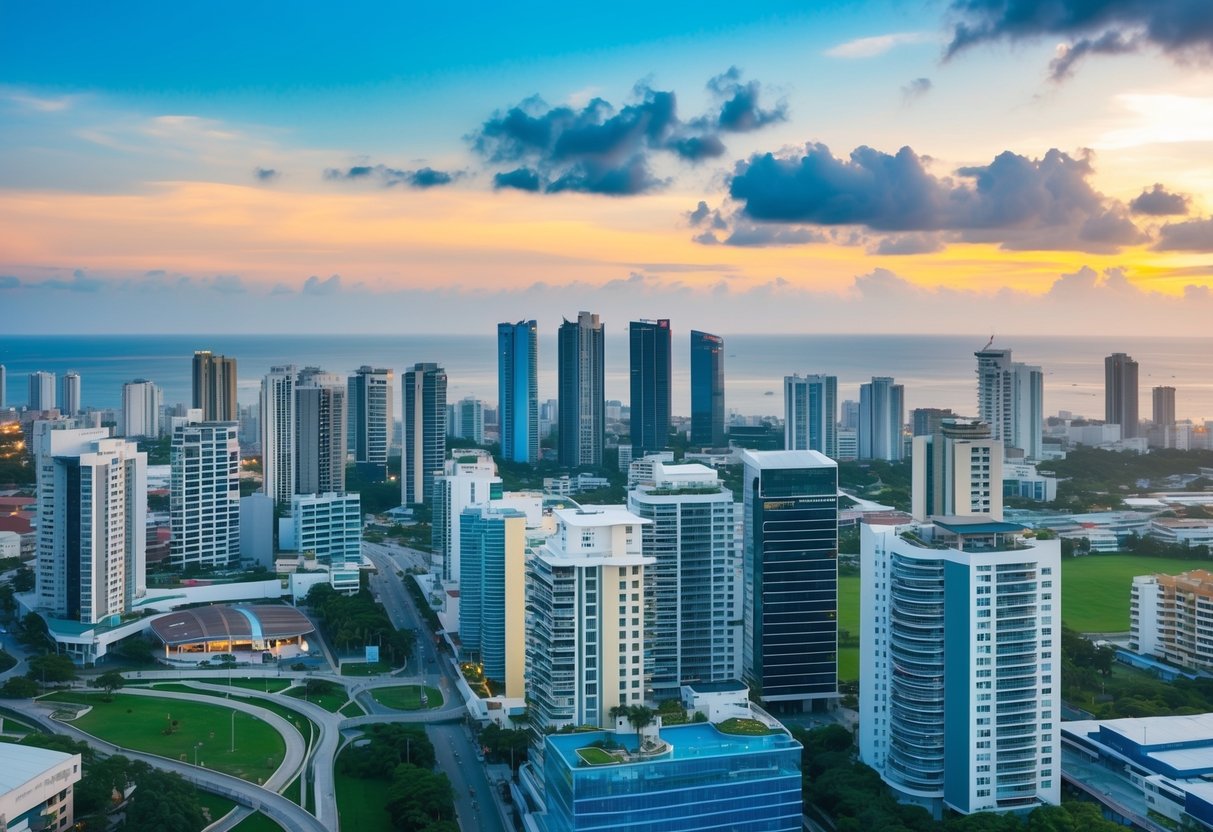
[838,647,859,684]
[339,701,365,717]
[340,662,394,677]
[42,692,285,783]
[284,685,347,713]
[231,813,285,832]
[370,685,443,711]
[715,717,776,736]
[1062,554,1202,632]
[116,677,292,694]
[838,574,860,682]
[196,792,238,826]
[576,746,620,766]
[335,751,393,832]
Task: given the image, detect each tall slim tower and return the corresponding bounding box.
[741,450,838,707]
[690,330,725,448]
[974,346,1043,459]
[402,362,447,506]
[629,319,672,457]
[1153,386,1176,427]
[260,365,297,507]
[858,377,904,461]
[28,371,56,411]
[1105,353,1140,438]
[171,420,241,569]
[0,364,6,409]
[558,311,605,468]
[121,380,163,438]
[459,505,528,698]
[60,372,81,416]
[348,366,394,482]
[296,369,346,495]
[784,374,838,458]
[36,429,146,625]
[192,351,237,422]
[498,320,539,464]
[911,419,1003,522]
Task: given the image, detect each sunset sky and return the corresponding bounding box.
[2,1,1212,334]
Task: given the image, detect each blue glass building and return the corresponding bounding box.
[538,723,803,832]
[499,320,539,465]
[402,362,447,505]
[689,330,724,448]
[629,319,672,457]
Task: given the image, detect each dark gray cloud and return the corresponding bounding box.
[725,142,1147,252]
[870,233,947,255]
[1155,218,1213,251]
[470,71,783,194]
[901,77,933,101]
[42,270,102,292]
[945,0,1213,78]
[253,167,280,182]
[721,223,828,247]
[323,163,459,189]
[1130,184,1190,216]
[302,274,341,295]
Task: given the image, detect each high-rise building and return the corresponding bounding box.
[36,429,146,625]
[28,371,56,411]
[402,362,447,506]
[171,420,240,569]
[975,347,1011,439]
[1153,386,1176,428]
[975,347,1044,459]
[431,452,502,583]
[1131,570,1213,672]
[279,492,362,565]
[689,330,725,448]
[858,377,904,461]
[192,351,237,422]
[60,372,81,415]
[1105,353,1140,439]
[784,374,838,458]
[296,375,346,496]
[348,366,394,482]
[558,311,605,468]
[860,517,1061,816]
[840,399,860,431]
[911,408,956,438]
[459,505,527,698]
[0,363,6,409]
[628,458,740,700]
[741,450,838,707]
[526,506,653,732]
[447,396,485,444]
[911,419,1003,522]
[260,366,296,507]
[499,320,539,464]
[121,379,162,438]
[629,319,672,457]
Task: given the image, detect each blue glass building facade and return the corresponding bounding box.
[629,319,672,457]
[689,330,724,448]
[499,320,539,465]
[540,724,803,832]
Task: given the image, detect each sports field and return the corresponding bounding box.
[1061,554,1204,633]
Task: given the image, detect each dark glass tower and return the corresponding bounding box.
[557,312,604,468]
[402,362,447,505]
[498,320,539,464]
[690,330,725,448]
[741,450,838,707]
[629,319,672,457]
[191,351,237,422]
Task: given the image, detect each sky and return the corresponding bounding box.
[2,0,1212,335]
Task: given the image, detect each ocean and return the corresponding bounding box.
[2,333,1212,423]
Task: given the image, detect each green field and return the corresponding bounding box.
[370,685,443,711]
[197,792,238,826]
[42,692,286,783]
[125,677,292,693]
[231,813,285,832]
[285,684,348,713]
[339,701,365,717]
[335,753,393,832]
[1061,555,1203,632]
[838,575,859,682]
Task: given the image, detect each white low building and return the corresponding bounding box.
[0,743,82,832]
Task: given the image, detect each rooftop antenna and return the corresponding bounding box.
[982,334,995,351]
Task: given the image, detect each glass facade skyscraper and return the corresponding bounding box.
[459,505,527,698]
[783,374,837,458]
[689,330,724,448]
[402,362,447,506]
[558,312,604,468]
[192,351,237,422]
[498,320,539,464]
[348,365,393,482]
[629,319,672,457]
[1105,352,1140,438]
[858,376,905,461]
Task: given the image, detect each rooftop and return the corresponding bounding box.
[555,506,648,528]
[0,742,78,792]
[149,604,314,645]
[933,517,1026,536]
[547,722,798,771]
[740,449,836,470]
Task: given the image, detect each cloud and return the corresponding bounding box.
[725,142,1147,252]
[825,31,935,58]
[703,67,787,133]
[302,274,341,295]
[253,167,280,182]
[4,91,75,112]
[687,201,728,230]
[323,163,459,189]
[1130,184,1189,216]
[944,0,1213,78]
[1155,218,1213,252]
[901,77,933,101]
[41,270,102,292]
[869,233,947,255]
[209,274,246,294]
[721,223,828,247]
[493,167,542,192]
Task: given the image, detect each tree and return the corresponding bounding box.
[96,670,125,700]
[113,634,157,665]
[386,763,454,832]
[10,566,34,593]
[214,653,237,667]
[0,676,39,698]
[627,705,655,750]
[124,765,208,832]
[27,652,77,684]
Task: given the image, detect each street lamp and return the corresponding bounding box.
[230,709,236,753]
[194,742,203,767]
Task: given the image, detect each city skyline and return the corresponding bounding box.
[2,3,1213,334]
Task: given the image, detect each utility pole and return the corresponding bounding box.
[230,709,236,753]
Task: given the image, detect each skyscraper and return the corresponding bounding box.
[498,320,539,464]
[171,420,241,569]
[459,505,527,698]
[1153,386,1176,427]
[192,351,237,422]
[911,419,1003,522]
[60,372,81,416]
[431,453,502,583]
[912,408,956,438]
[629,319,672,457]
[784,374,838,458]
[0,364,6,409]
[28,371,56,411]
[348,366,394,482]
[525,506,653,732]
[690,330,725,448]
[260,365,296,507]
[858,377,905,461]
[628,458,740,700]
[558,311,605,468]
[1106,353,1140,438]
[448,396,485,444]
[741,450,838,707]
[121,379,163,438]
[975,346,1044,459]
[36,429,146,625]
[296,372,346,496]
[402,362,447,506]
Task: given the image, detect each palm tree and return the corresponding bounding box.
[627,705,655,752]
[607,704,629,731]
